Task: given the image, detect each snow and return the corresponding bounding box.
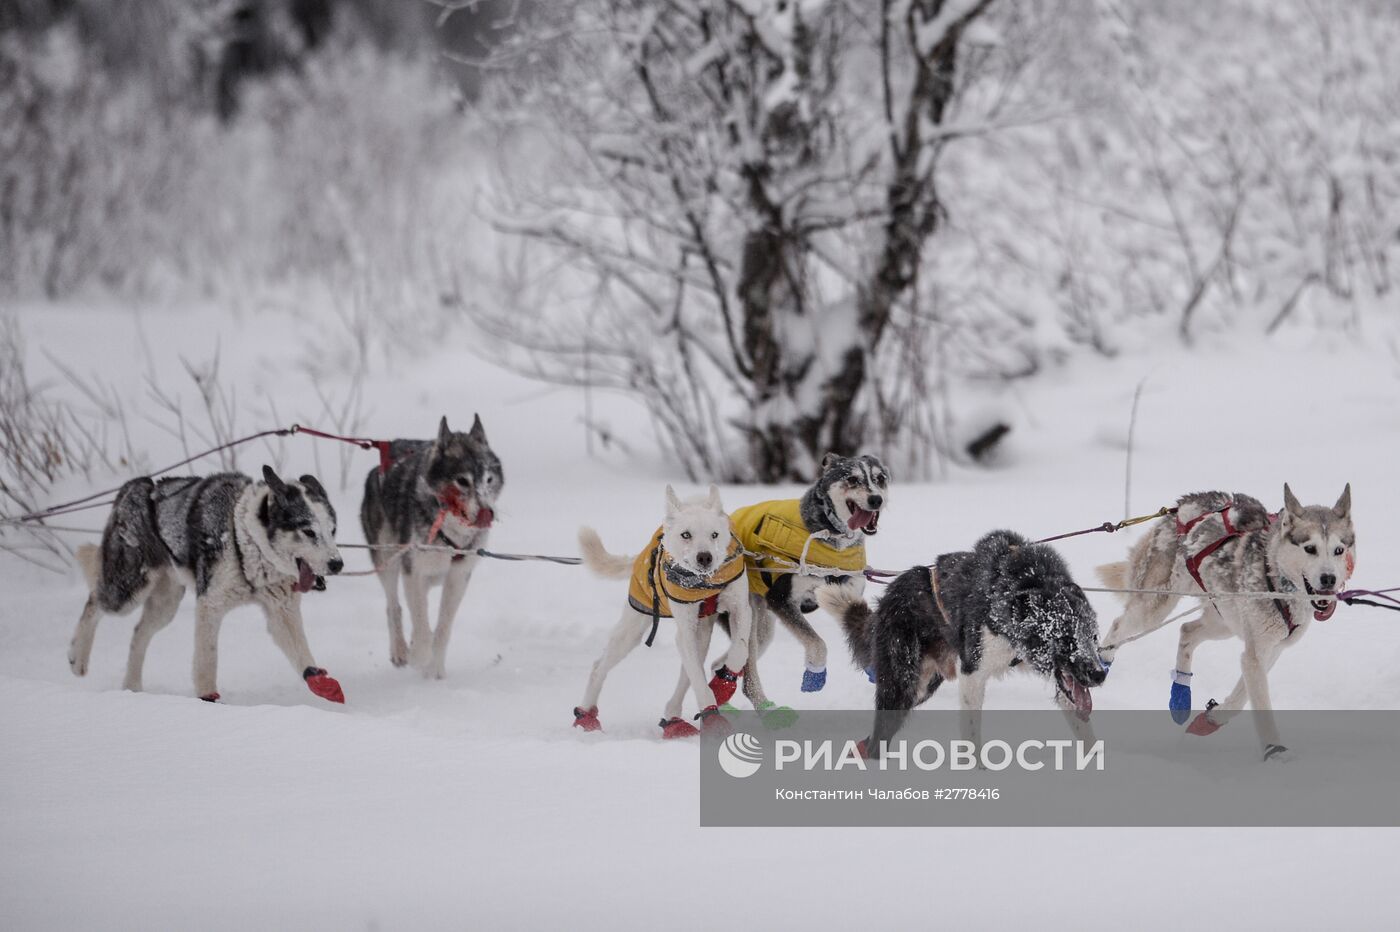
[5,299,1400,928]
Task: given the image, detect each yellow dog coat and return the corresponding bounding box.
[628,526,745,646]
[729,499,866,598]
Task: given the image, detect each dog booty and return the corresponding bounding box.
[801,664,827,693]
[1169,669,1193,725]
[708,666,740,706]
[756,699,798,730]
[573,706,602,732]
[865,666,876,684]
[659,716,699,739]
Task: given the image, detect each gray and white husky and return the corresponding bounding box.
[69,466,346,703]
[820,530,1104,756]
[360,415,503,679]
[715,452,889,712]
[1098,484,1354,760]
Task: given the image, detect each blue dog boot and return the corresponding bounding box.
[1098,654,1112,677]
[1169,669,1193,725]
[801,664,827,693]
[865,666,876,684]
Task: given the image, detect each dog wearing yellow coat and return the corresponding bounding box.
[572,485,753,738]
[665,453,889,717]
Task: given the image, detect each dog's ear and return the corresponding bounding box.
[664,484,683,518]
[706,483,723,514]
[819,451,840,474]
[262,465,289,498]
[299,473,328,504]
[1333,483,1352,520]
[436,416,452,447]
[1283,483,1304,519]
[468,413,487,444]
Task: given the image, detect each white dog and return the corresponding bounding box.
[572,485,753,737]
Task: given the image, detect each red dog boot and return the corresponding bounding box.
[1186,711,1222,736]
[573,706,602,732]
[856,738,871,760]
[708,666,741,706]
[695,704,731,736]
[199,693,221,703]
[303,667,345,704]
[659,716,700,739]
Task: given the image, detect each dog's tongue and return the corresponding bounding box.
[847,506,874,531]
[1062,670,1093,721]
[474,505,494,529]
[1314,599,1337,622]
[294,559,316,593]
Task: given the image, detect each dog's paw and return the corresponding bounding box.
[121,677,142,693]
[695,704,731,736]
[757,700,798,730]
[68,652,87,677]
[1169,680,1192,726]
[708,666,740,706]
[389,640,409,668]
[1185,711,1221,736]
[801,666,827,692]
[303,668,345,704]
[573,706,602,732]
[199,692,221,703]
[1263,743,1292,762]
[659,716,700,739]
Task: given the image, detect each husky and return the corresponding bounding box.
[572,485,754,738]
[819,530,1104,756]
[360,415,503,680]
[68,466,346,703]
[1097,485,1353,760]
[703,453,887,715]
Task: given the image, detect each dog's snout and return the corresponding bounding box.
[1319,572,1336,590]
[867,494,883,510]
[328,558,344,575]
[696,551,713,569]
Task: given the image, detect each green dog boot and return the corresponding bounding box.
[756,699,798,730]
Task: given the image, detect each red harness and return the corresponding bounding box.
[1177,505,1296,636]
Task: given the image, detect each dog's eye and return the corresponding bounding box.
[680,531,692,540]
[455,476,471,488]
[1333,546,1345,556]
[1303,544,1317,555]
[710,531,719,540]
[303,529,317,542]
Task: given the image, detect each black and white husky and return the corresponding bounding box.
[819,531,1105,756]
[69,466,346,703]
[360,415,503,679]
[719,453,889,709]
[1098,485,1354,759]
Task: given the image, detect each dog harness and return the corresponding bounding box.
[729,499,866,598]
[628,527,745,647]
[1176,505,1297,636]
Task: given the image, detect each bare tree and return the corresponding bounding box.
[476,0,996,481]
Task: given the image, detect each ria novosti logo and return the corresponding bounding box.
[717,732,764,778]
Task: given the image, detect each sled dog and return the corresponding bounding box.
[361,415,503,679]
[700,453,887,713]
[819,530,1104,755]
[69,466,346,703]
[572,485,753,738]
[1097,485,1353,760]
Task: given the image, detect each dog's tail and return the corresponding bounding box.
[577,527,635,579]
[1097,529,1171,603]
[1096,560,1129,594]
[76,544,101,590]
[816,580,873,670]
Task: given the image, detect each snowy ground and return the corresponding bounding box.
[4,302,1400,929]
